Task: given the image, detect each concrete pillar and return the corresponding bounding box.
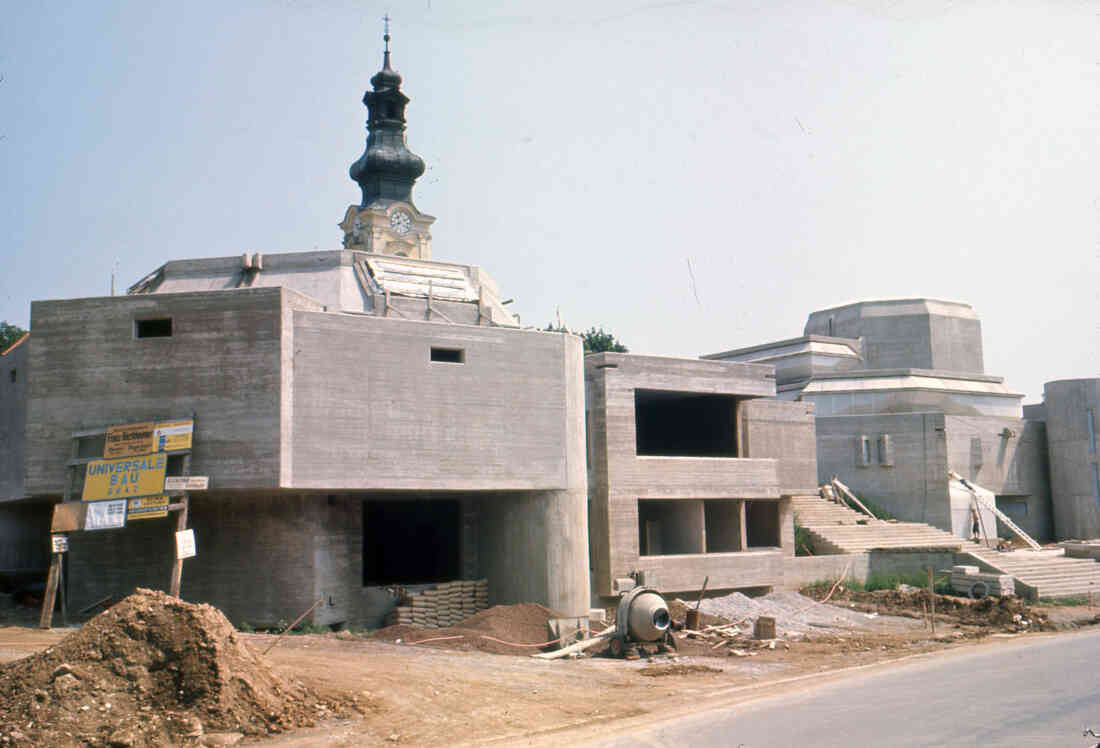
[1045,378,1100,539]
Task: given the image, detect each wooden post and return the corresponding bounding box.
[928,567,936,635]
[168,451,193,598]
[169,495,189,598]
[39,553,62,629]
[739,500,748,551]
[58,553,67,626]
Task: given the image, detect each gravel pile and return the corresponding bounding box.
[680,590,911,638]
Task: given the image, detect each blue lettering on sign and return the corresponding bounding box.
[89,454,166,476]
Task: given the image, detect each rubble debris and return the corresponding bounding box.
[371,602,562,655]
[0,588,352,747]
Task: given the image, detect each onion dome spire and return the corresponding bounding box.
[349,17,426,207]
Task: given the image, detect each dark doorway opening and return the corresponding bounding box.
[634,390,739,457]
[745,501,780,548]
[363,500,461,585]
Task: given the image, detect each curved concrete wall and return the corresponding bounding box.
[1045,378,1100,539]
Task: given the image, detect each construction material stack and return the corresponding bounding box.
[384,579,490,628]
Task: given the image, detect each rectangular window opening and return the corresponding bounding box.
[1088,409,1096,455]
[135,318,173,338]
[638,500,704,556]
[745,500,780,548]
[9,369,15,383]
[996,496,1029,519]
[363,500,461,585]
[75,434,107,459]
[878,434,894,466]
[634,389,739,457]
[1093,465,1100,508]
[430,347,465,364]
[858,435,872,467]
[704,499,741,553]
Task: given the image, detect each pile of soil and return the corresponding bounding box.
[800,585,1052,632]
[0,589,352,747]
[369,603,563,656]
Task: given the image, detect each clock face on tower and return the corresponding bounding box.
[390,210,412,236]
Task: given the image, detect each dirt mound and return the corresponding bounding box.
[800,585,1052,632]
[369,603,563,655]
[0,589,351,747]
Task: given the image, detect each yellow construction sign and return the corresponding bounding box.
[104,422,156,458]
[154,420,193,452]
[127,496,169,520]
[82,454,167,501]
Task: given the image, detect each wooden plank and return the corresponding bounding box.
[739,500,748,552]
[168,451,193,598]
[39,553,61,629]
[531,626,615,660]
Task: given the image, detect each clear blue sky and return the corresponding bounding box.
[2,1,1097,401]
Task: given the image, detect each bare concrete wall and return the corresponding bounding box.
[0,339,28,501]
[780,550,956,589]
[24,289,314,496]
[290,314,577,491]
[741,399,818,494]
[942,416,1052,541]
[585,353,786,597]
[804,300,984,374]
[815,413,951,528]
[1044,378,1100,539]
[65,493,322,627]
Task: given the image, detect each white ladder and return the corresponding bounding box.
[948,471,1042,551]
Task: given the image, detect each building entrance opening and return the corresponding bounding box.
[634,390,739,457]
[745,500,780,547]
[363,499,461,585]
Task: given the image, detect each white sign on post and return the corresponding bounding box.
[175,529,197,560]
[85,500,127,530]
[50,534,69,553]
[164,476,209,491]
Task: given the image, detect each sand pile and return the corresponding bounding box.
[370,603,561,655]
[0,588,350,747]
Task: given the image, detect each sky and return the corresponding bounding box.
[2,0,1097,403]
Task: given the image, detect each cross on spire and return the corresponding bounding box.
[383,13,391,52]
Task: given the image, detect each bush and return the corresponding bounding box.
[794,524,815,556]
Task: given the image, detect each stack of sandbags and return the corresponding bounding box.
[390,579,491,628]
[382,605,414,627]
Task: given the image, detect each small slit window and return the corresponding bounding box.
[858,435,872,467]
[8,369,15,383]
[430,347,464,364]
[135,318,172,338]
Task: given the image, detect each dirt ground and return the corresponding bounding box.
[2,590,1098,747]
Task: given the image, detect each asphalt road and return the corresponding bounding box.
[592,629,1100,748]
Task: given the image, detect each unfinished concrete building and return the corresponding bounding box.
[3,41,591,628]
[585,353,817,600]
[706,299,1055,542]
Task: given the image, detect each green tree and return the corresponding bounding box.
[0,321,27,352]
[542,324,628,353]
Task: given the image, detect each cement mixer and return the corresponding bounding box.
[609,586,676,658]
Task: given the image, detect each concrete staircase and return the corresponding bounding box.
[961,548,1100,601]
[791,494,965,555]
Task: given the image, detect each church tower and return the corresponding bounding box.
[340,21,435,259]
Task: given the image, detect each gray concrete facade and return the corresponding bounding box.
[1043,379,1100,539]
[0,335,28,501]
[584,353,804,600]
[18,277,591,623]
[803,299,985,374]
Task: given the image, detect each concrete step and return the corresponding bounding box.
[963,549,1100,600]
